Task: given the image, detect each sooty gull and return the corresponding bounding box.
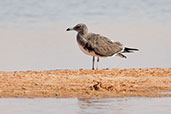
[66,23,138,70]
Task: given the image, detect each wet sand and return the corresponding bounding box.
[0,68,171,98]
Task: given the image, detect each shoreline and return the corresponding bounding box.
[0,68,171,98]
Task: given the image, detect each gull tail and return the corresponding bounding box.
[115,47,138,59]
[122,47,139,53]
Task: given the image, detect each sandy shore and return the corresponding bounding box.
[0,68,171,98]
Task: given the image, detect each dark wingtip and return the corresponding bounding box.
[134,48,139,51]
[122,47,139,53]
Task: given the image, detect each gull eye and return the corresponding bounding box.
[76,24,81,29]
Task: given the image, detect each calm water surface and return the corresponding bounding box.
[0,97,171,114]
[0,0,171,25]
[0,0,171,71]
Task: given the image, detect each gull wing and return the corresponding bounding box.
[84,33,123,57]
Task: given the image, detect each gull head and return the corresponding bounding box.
[66,23,88,34]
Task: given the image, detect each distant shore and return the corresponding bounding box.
[0,68,171,98]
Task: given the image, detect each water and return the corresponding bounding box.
[0,98,171,114]
[0,0,171,71]
[1,0,171,26]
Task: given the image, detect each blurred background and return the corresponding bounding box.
[0,0,170,71]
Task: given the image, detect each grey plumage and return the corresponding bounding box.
[66,23,138,70]
[77,33,123,57]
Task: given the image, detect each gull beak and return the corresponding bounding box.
[66,27,74,31]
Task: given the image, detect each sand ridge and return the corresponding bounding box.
[0,68,171,98]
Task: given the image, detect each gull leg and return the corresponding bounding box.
[92,56,95,70]
[96,57,99,70]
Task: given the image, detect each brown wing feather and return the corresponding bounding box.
[85,33,123,57]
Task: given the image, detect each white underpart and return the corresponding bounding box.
[78,44,106,57]
[110,39,114,42]
[120,47,125,53]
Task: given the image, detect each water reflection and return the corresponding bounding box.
[77,97,171,114]
[0,98,171,114]
[78,98,128,114]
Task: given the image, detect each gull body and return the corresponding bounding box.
[66,24,138,70]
